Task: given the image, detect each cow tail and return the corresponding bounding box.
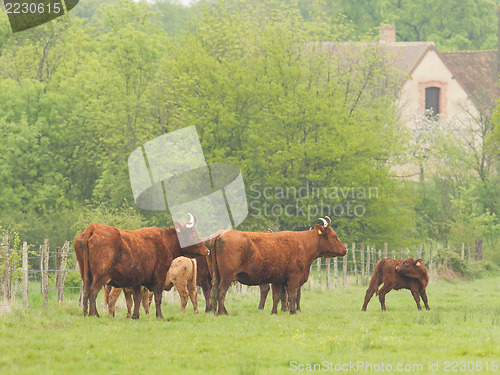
[209,236,219,315]
[370,259,385,296]
[81,224,94,317]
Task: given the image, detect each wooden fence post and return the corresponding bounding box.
[22,242,29,309]
[2,233,11,307]
[429,242,433,277]
[421,243,425,261]
[342,254,347,288]
[383,243,388,258]
[365,246,371,279]
[399,246,403,260]
[42,239,49,307]
[360,242,365,285]
[55,246,62,294]
[475,239,483,261]
[333,258,338,289]
[58,241,70,305]
[392,250,396,260]
[317,258,322,286]
[352,243,358,285]
[326,258,331,290]
[461,243,465,260]
[467,244,471,263]
[39,245,43,295]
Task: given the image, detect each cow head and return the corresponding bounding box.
[315,216,347,257]
[396,258,426,279]
[174,213,210,257]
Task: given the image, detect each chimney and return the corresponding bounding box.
[380,24,396,43]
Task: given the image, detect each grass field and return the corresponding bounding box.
[1,277,499,375]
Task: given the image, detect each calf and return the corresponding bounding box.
[164,257,199,314]
[103,285,153,318]
[362,257,430,311]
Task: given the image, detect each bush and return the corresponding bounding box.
[433,248,500,280]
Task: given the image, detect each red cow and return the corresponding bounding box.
[207,217,347,315]
[74,214,209,319]
[362,257,430,311]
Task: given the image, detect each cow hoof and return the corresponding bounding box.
[132,315,139,320]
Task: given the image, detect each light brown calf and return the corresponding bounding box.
[164,257,198,314]
[103,285,153,318]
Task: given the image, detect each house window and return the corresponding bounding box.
[425,87,440,116]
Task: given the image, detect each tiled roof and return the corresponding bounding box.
[309,41,500,106]
[381,42,435,76]
[441,50,499,103]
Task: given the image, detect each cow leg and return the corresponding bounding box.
[131,286,142,319]
[189,282,198,314]
[141,288,151,315]
[280,285,288,312]
[258,284,270,310]
[362,287,377,311]
[153,287,164,319]
[378,285,393,311]
[88,279,103,317]
[270,283,282,314]
[178,282,189,314]
[107,288,121,317]
[124,289,133,318]
[217,278,232,315]
[411,290,422,310]
[420,290,430,310]
[202,284,212,313]
[295,287,302,312]
[287,283,300,315]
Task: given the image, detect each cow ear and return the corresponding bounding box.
[314,224,324,235]
[416,259,422,266]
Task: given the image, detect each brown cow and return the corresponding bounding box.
[196,256,212,312]
[208,217,347,315]
[74,214,209,319]
[103,285,153,318]
[164,257,198,314]
[362,257,430,311]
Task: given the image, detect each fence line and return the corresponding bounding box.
[0,234,486,310]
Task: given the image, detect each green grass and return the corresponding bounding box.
[1,277,499,374]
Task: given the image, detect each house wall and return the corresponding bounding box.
[398,48,479,126]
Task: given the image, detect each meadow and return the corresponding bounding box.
[0,277,499,375]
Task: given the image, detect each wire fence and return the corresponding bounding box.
[0,233,484,311]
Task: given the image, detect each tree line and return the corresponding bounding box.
[0,0,498,263]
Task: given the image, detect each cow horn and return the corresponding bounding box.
[325,216,331,227]
[318,218,327,228]
[186,213,196,228]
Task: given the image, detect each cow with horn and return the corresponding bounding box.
[207,216,347,315]
[74,213,209,319]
